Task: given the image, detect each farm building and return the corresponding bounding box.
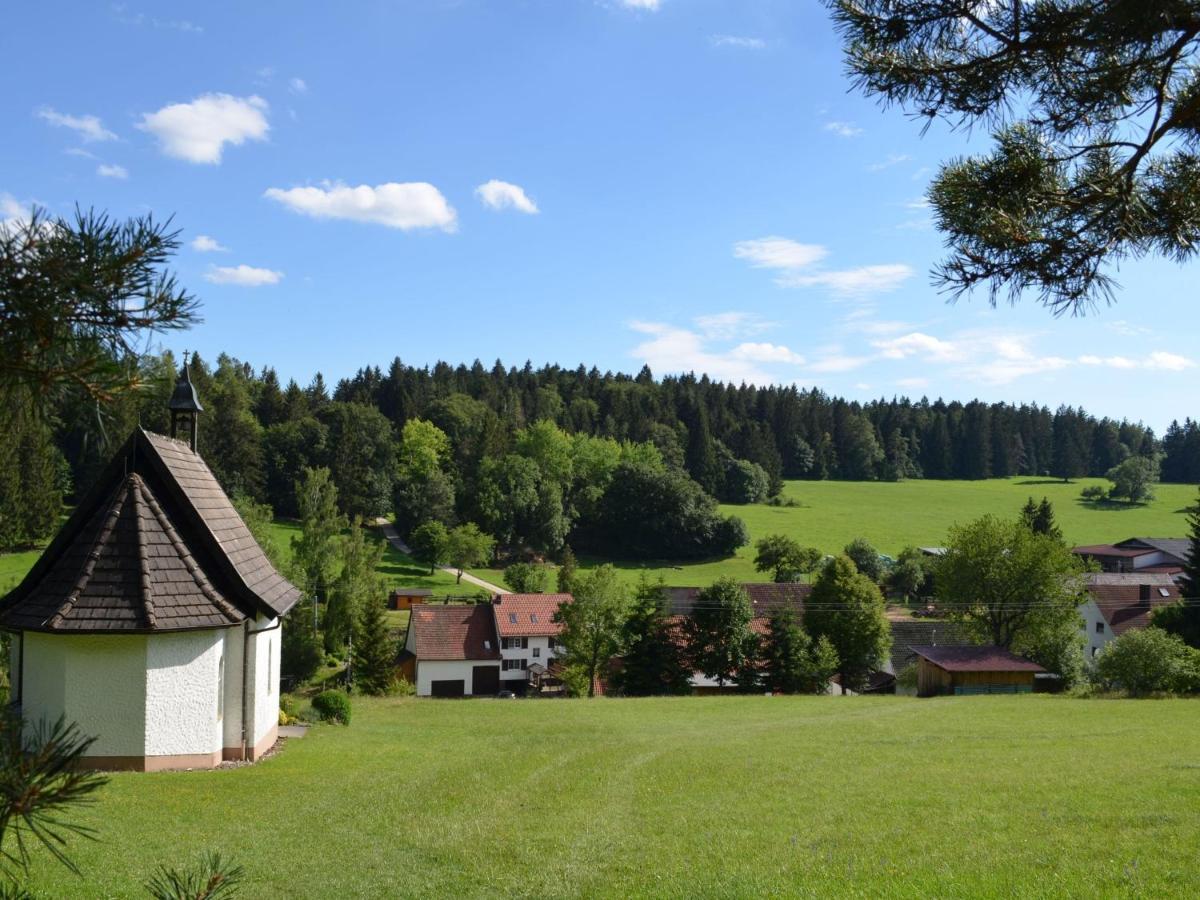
[1073,538,1190,580]
[399,604,501,697]
[1080,573,1181,660]
[389,587,432,610]
[400,594,573,696]
[911,645,1044,697]
[0,362,299,770]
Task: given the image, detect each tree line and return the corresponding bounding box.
[3,347,1197,560]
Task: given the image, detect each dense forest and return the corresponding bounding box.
[3,350,1198,560]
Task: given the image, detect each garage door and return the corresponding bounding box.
[430,679,465,698]
[472,665,500,696]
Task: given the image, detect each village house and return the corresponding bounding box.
[1073,538,1191,580]
[0,363,299,770]
[911,645,1045,697]
[1079,573,1181,660]
[400,593,571,697]
[666,583,812,693]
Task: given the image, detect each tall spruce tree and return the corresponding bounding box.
[353,594,397,695]
[763,604,839,695]
[685,577,757,689]
[1154,489,1200,648]
[615,577,691,696]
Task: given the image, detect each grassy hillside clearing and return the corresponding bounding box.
[480,476,1199,589]
[19,695,1200,897]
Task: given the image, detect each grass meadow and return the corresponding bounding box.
[18,694,1200,898]
[479,475,1200,589]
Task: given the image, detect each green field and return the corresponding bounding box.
[480,476,1200,589]
[18,694,1200,897]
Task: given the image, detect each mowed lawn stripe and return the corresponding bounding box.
[20,695,1200,898]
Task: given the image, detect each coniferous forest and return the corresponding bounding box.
[3,349,1199,559]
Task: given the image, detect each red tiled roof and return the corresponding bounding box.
[910,645,1045,673]
[409,604,500,660]
[493,593,571,637]
[1085,573,1181,636]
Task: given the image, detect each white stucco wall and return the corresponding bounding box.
[249,616,280,748]
[145,630,224,757]
[22,633,148,757]
[499,635,557,681]
[416,659,489,696]
[221,627,245,751]
[1078,599,1115,662]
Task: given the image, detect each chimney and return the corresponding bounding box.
[168,352,204,453]
[1139,584,1152,604]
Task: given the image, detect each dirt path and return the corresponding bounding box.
[373,519,507,595]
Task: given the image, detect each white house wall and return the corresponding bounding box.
[249,616,281,752]
[416,659,486,696]
[499,636,557,682]
[1079,599,1116,662]
[23,633,148,758]
[145,630,223,757]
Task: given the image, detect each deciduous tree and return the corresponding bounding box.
[753,535,823,583]
[446,523,495,584]
[685,577,756,689]
[804,556,891,692]
[553,565,630,697]
[615,576,691,696]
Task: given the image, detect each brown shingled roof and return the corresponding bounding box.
[911,645,1045,673]
[666,583,812,636]
[0,429,299,633]
[409,604,500,660]
[492,593,571,637]
[1085,573,1181,636]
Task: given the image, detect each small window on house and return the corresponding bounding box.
[1159,588,1171,598]
[509,613,518,624]
[533,647,541,658]
[530,613,538,624]
[1095,621,1105,634]
[484,640,492,650]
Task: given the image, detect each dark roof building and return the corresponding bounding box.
[0,363,298,770]
[886,619,971,677]
[1073,538,1191,578]
[666,583,812,635]
[910,645,1044,697]
[1083,573,1180,637]
[1,429,299,633]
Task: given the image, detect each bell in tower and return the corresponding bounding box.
[168,352,204,452]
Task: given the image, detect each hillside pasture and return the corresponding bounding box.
[17,694,1200,898]
[481,476,1199,589]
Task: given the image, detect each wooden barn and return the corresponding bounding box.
[389,588,433,610]
[911,645,1044,697]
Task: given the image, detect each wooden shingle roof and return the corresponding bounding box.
[0,429,300,634]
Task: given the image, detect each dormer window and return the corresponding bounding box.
[530,613,538,624]
[509,613,517,624]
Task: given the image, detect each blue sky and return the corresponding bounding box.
[4,1,1196,431]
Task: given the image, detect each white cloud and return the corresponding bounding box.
[783,264,914,297]
[475,180,539,215]
[204,264,282,286]
[620,0,661,8]
[731,342,805,365]
[710,35,765,49]
[1078,354,1137,369]
[823,121,863,138]
[0,193,31,231]
[1147,351,1195,371]
[867,154,911,172]
[36,107,116,142]
[1106,319,1152,337]
[734,236,913,297]
[733,237,828,270]
[694,311,771,340]
[191,234,228,253]
[874,332,966,363]
[138,94,269,164]
[65,147,97,159]
[630,321,773,385]
[289,77,308,94]
[97,163,128,179]
[808,354,872,374]
[265,180,457,232]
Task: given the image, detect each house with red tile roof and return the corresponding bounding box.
[492,593,571,692]
[400,604,501,697]
[399,593,574,697]
[1079,573,1181,661]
